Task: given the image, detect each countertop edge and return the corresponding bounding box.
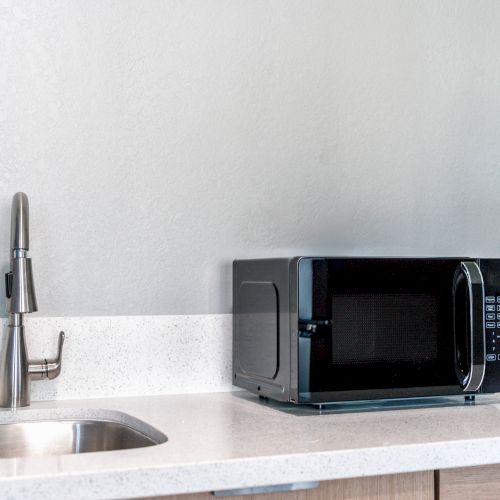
[2,438,500,499]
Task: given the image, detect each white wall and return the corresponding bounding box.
[1,0,500,316]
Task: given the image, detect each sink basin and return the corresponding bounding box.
[0,410,167,459]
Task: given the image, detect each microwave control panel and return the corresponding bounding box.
[479,259,500,393]
[484,294,500,362]
[482,291,500,393]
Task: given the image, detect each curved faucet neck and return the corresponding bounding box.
[10,192,30,256]
[6,192,37,315]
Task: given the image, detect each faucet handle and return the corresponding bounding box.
[46,331,65,380]
[28,331,65,380]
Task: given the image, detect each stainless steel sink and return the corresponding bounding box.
[0,411,167,459]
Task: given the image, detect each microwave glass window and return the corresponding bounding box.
[331,293,438,364]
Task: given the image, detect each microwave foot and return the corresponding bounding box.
[464,395,476,404]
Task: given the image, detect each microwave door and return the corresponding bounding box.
[298,258,463,401]
[453,261,486,392]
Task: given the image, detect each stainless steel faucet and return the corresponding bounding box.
[0,192,64,408]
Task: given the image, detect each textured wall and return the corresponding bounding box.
[1,1,500,316]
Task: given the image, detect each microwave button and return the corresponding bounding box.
[486,313,496,320]
[487,354,497,362]
[486,305,496,312]
[486,322,496,328]
[497,305,500,311]
[497,296,500,303]
[486,296,496,303]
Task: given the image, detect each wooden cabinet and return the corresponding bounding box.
[437,464,500,499]
[137,471,434,500]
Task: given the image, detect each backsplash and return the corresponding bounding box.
[2,315,233,401]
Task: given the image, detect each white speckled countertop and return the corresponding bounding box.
[3,392,500,500]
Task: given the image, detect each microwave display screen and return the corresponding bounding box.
[331,293,438,364]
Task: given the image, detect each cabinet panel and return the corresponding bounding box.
[438,464,500,499]
[135,471,433,500]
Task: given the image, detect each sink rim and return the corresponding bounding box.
[0,407,168,450]
[0,417,168,445]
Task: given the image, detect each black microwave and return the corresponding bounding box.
[232,257,500,405]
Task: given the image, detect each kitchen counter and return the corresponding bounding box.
[3,392,500,499]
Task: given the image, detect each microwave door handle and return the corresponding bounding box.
[459,261,486,392]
